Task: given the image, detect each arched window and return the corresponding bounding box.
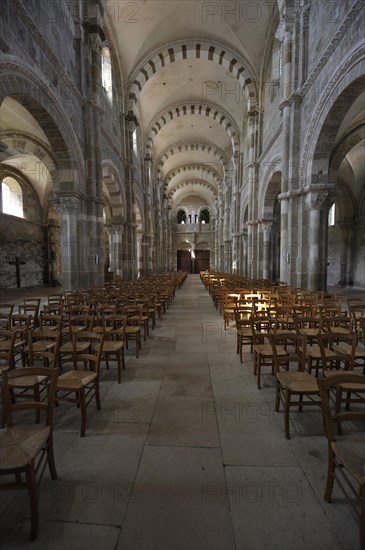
[177,210,187,224]
[272,38,282,82]
[1,176,23,218]
[101,46,113,103]
[199,209,210,224]
[132,128,138,155]
[328,203,336,226]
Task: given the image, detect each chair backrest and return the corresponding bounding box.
[72,331,105,373]
[28,328,61,368]
[1,366,59,428]
[10,313,32,338]
[0,328,16,368]
[294,316,322,332]
[317,372,365,442]
[269,332,307,372]
[109,314,127,339]
[318,332,356,370]
[39,313,62,330]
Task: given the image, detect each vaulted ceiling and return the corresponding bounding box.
[104,0,277,212]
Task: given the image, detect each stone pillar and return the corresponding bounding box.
[242,231,248,277]
[107,224,124,276]
[305,190,328,291]
[246,111,258,278]
[338,222,349,286]
[261,221,273,280]
[278,194,289,283]
[57,196,80,290]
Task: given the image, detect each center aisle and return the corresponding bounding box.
[0,275,356,549]
[116,274,352,550]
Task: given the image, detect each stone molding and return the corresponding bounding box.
[1,59,85,182]
[299,44,365,186]
[300,0,364,97]
[258,123,283,162]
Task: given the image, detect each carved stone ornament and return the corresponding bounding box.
[58,196,80,215]
[305,191,328,210]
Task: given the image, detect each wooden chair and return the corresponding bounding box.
[0,366,59,540]
[0,303,14,329]
[125,305,142,358]
[234,305,253,361]
[0,328,16,370]
[9,314,32,367]
[56,331,104,437]
[317,372,365,550]
[270,332,321,439]
[18,298,41,327]
[251,316,286,390]
[96,314,127,383]
[0,329,16,426]
[59,315,94,369]
[317,332,357,374]
[22,328,61,370]
[7,331,61,424]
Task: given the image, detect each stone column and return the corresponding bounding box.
[338,221,351,286]
[305,190,328,291]
[261,221,273,280]
[277,23,293,284]
[107,224,124,277]
[246,111,258,278]
[57,196,80,290]
[278,194,289,283]
[242,231,248,277]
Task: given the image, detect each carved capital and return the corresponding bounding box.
[58,196,80,215]
[305,191,328,210]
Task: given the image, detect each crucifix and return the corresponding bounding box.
[8,256,26,288]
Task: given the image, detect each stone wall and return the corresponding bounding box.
[0,214,47,288]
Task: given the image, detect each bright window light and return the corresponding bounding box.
[328,204,335,226]
[1,177,23,218]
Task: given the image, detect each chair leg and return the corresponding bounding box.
[324,449,335,502]
[95,380,101,410]
[121,346,126,370]
[275,380,281,412]
[284,388,291,439]
[47,437,58,480]
[117,352,121,384]
[257,357,261,390]
[26,463,39,541]
[360,483,365,550]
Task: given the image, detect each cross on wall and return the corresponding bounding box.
[8,256,26,288]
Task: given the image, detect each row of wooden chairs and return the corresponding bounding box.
[201,270,364,549]
[0,271,187,541]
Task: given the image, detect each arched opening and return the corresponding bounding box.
[307,76,364,290]
[177,209,187,224]
[199,208,210,224]
[1,176,23,217]
[262,171,281,282]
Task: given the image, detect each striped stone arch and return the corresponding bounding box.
[157,141,228,173]
[0,129,58,184]
[167,180,218,199]
[0,63,84,185]
[127,39,258,110]
[102,161,126,222]
[146,103,240,157]
[163,164,222,186]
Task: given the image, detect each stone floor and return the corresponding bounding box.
[0,275,361,550]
